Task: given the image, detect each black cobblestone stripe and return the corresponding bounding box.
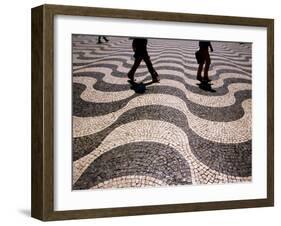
[73,69,251,96]
[73,105,251,178]
[72,80,251,120]
[73,142,192,190]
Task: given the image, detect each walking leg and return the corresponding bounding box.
[128,57,142,81]
[203,54,211,81]
[197,63,204,81]
[143,55,159,82]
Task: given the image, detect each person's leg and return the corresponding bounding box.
[143,54,159,82]
[97,36,102,44]
[203,53,211,81]
[143,54,154,74]
[128,57,142,81]
[103,36,109,42]
[197,63,204,81]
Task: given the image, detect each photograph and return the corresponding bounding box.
[71,35,252,190]
[30,3,274,221]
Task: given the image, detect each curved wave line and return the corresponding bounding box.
[75,44,251,57]
[91,175,168,189]
[73,94,252,144]
[73,74,251,107]
[73,60,250,79]
[73,77,134,103]
[87,47,252,61]
[73,120,251,184]
[74,51,252,72]
[74,48,252,66]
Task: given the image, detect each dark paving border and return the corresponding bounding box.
[73,142,192,190]
[73,105,252,178]
[72,78,251,120]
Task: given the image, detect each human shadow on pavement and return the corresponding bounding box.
[128,80,156,94]
[197,81,216,92]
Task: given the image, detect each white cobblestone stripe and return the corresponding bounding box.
[74,50,252,72]
[74,62,250,87]
[73,41,251,63]
[74,40,251,58]
[73,94,251,144]
[73,120,250,185]
[74,59,250,78]
[73,75,250,106]
[91,175,168,189]
[73,38,251,67]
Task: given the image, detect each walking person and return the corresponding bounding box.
[128,38,159,83]
[97,36,109,44]
[196,41,213,82]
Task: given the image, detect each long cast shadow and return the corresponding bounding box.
[128,80,156,94]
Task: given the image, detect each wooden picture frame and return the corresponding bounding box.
[31,4,274,221]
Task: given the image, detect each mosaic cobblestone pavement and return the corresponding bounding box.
[72,35,252,190]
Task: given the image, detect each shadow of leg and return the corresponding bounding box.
[128,80,146,94]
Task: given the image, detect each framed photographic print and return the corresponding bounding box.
[31,4,274,221]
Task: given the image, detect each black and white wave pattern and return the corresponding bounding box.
[72,35,252,190]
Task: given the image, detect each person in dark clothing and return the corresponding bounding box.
[196,41,213,82]
[128,38,159,83]
[97,36,109,44]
